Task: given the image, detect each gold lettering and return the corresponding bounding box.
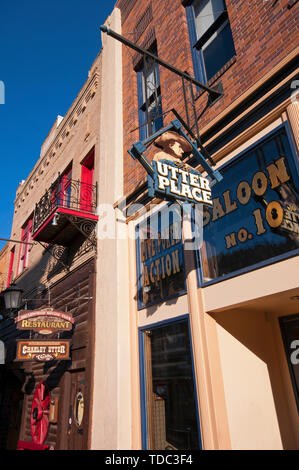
[252,171,268,196]
[265,201,284,228]
[203,209,211,227]
[225,232,237,249]
[266,157,290,189]
[212,197,225,221]
[223,190,237,214]
[236,181,251,205]
[171,250,180,274]
[238,228,248,242]
[165,254,172,276]
[252,208,266,235]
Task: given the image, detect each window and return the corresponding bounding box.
[7,246,15,286]
[52,164,72,208]
[279,315,299,413]
[80,148,95,212]
[186,0,235,83]
[137,48,163,140]
[17,216,33,275]
[140,319,201,449]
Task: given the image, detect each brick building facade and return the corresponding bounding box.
[0,51,101,449]
[0,0,298,451]
[89,0,299,450]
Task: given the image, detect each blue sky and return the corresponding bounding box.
[0,0,116,244]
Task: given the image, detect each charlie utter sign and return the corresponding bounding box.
[15,340,71,362]
[128,119,222,206]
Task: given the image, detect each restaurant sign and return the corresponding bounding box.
[15,309,74,335]
[15,340,71,362]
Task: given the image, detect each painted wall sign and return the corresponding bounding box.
[15,340,71,362]
[136,206,186,309]
[15,309,74,335]
[197,125,299,284]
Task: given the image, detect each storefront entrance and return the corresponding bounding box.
[139,317,201,450]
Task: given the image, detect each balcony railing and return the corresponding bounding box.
[33,178,97,235]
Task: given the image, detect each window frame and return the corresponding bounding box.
[136,48,163,141]
[279,314,299,414]
[186,0,235,83]
[17,216,33,276]
[7,246,15,287]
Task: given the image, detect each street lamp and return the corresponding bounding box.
[2,283,23,318]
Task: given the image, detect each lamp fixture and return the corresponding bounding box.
[2,283,24,319]
[52,212,59,226]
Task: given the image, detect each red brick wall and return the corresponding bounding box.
[117,0,298,196]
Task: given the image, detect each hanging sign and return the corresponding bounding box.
[128,119,222,206]
[15,309,74,335]
[150,159,212,205]
[15,339,71,362]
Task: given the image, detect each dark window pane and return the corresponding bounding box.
[279,315,299,413]
[148,320,200,449]
[136,207,186,309]
[203,20,235,80]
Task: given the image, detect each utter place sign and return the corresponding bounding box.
[151,160,212,205]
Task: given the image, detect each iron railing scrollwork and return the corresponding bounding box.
[33,177,97,234]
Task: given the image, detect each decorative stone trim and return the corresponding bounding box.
[133,27,156,70]
[15,66,100,206]
[116,0,138,24]
[134,3,153,43]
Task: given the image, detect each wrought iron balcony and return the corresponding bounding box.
[32,178,98,246]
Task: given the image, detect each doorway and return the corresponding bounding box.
[58,369,86,450]
[139,317,201,450]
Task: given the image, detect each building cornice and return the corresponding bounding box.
[15,55,101,206]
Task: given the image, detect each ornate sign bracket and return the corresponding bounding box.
[36,241,70,272]
[63,215,97,249]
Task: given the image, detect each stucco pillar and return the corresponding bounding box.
[91,7,131,449]
[286,101,299,151]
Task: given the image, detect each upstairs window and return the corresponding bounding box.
[7,246,15,287]
[52,163,72,209]
[186,0,235,83]
[17,216,33,275]
[137,48,163,140]
[80,148,95,212]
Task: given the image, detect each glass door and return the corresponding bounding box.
[140,318,201,450]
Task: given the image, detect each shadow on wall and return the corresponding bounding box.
[211,308,297,449]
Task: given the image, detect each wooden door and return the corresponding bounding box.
[58,369,86,450]
[67,370,85,450]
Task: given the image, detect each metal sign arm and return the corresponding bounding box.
[100,25,223,102]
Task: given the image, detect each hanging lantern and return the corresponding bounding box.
[2,283,23,317]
